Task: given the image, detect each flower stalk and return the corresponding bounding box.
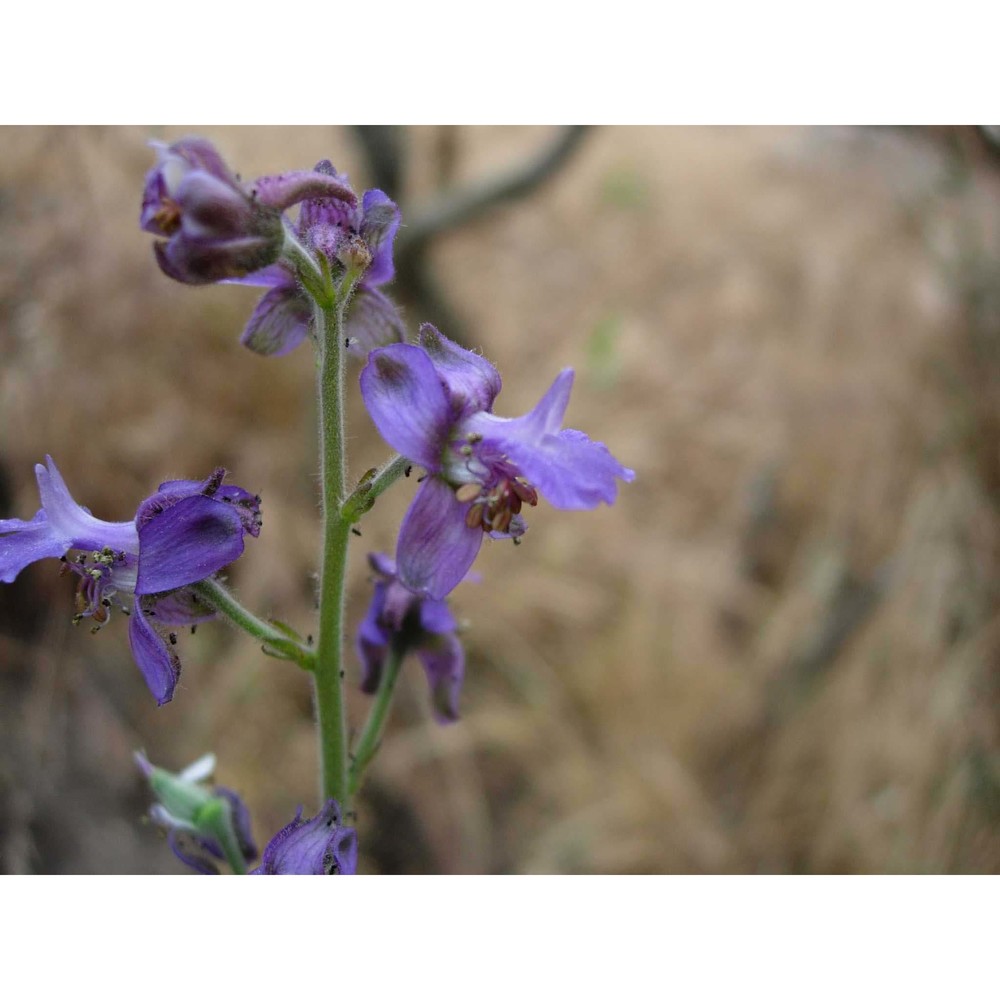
[189,577,313,669]
[348,640,405,801]
[311,278,356,807]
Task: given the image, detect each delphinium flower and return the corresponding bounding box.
[233,160,404,358]
[140,136,356,284]
[360,324,635,599]
[0,457,262,704]
[135,752,258,875]
[357,552,465,722]
[248,799,358,875]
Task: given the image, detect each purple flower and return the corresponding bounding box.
[235,160,404,359]
[141,137,356,284]
[136,752,258,875]
[249,800,358,875]
[358,552,465,723]
[0,457,261,705]
[360,325,635,599]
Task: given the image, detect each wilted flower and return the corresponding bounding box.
[136,751,258,875]
[0,457,261,704]
[357,552,465,722]
[360,325,635,599]
[234,160,404,358]
[141,136,356,284]
[250,799,357,875]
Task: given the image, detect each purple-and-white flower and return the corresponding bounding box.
[141,136,356,285]
[250,799,358,875]
[235,160,404,359]
[0,457,261,705]
[360,325,635,600]
[136,752,258,875]
[357,552,465,723]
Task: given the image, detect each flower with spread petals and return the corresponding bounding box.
[0,457,261,704]
[360,325,635,600]
[136,752,258,874]
[233,160,404,359]
[357,552,465,723]
[250,799,358,875]
[141,136,356,284]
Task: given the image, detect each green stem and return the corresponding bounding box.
[312,281,356,807]
[342,453,411,523]
[189,578,312,669]
[347,642,405,802]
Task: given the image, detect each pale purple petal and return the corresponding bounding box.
[222,263,295,288]
[240,285,311,357]
[419,597,457,635]
[135,496,247,595]
[465,369,574,445]
[215,787,259,864]
[346,287,405,355]
[415,634,465,723]
[360,190,400,285]
[250,170,356,212]
[35,457,138,554]
[0,510,67,583]
[298,161,356,234]
[418,324,502,416]
[129,609,180,706]
[497,426,634,509]
[360,345,452,471]
[397,477,483,600]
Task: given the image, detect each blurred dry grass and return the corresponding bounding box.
[1,125,998,873]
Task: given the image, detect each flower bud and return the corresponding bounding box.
[136,751,257,874]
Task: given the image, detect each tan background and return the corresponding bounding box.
[0,126,997,873]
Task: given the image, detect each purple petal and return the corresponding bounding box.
[251,800,357,875]
[418,324,502,416]
[215,787,259,863]
[416,633,465,723]
[367,551,396,578]
[129,608,180,706]
[356,581,389,694]
[251,170,357,212]
[0,510,67,583]
[360,345,453,471]
[419,596,457,635]
[397,477,483,601]
[147,588,218,626]
[360,190,400,285]
[240,285,311,357]
[161,137,233,184]
[222,263,295,288]
[463,370,634,508]
[167,830,220,874]
[36,456,138,554]
[298,161,356,234]
[135,495,247,595]
[175,171,251,237]
[346,287,405,355]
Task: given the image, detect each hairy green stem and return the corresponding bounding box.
[347,642,405,803]
[189,578,312,668]
[312,279,357,807]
